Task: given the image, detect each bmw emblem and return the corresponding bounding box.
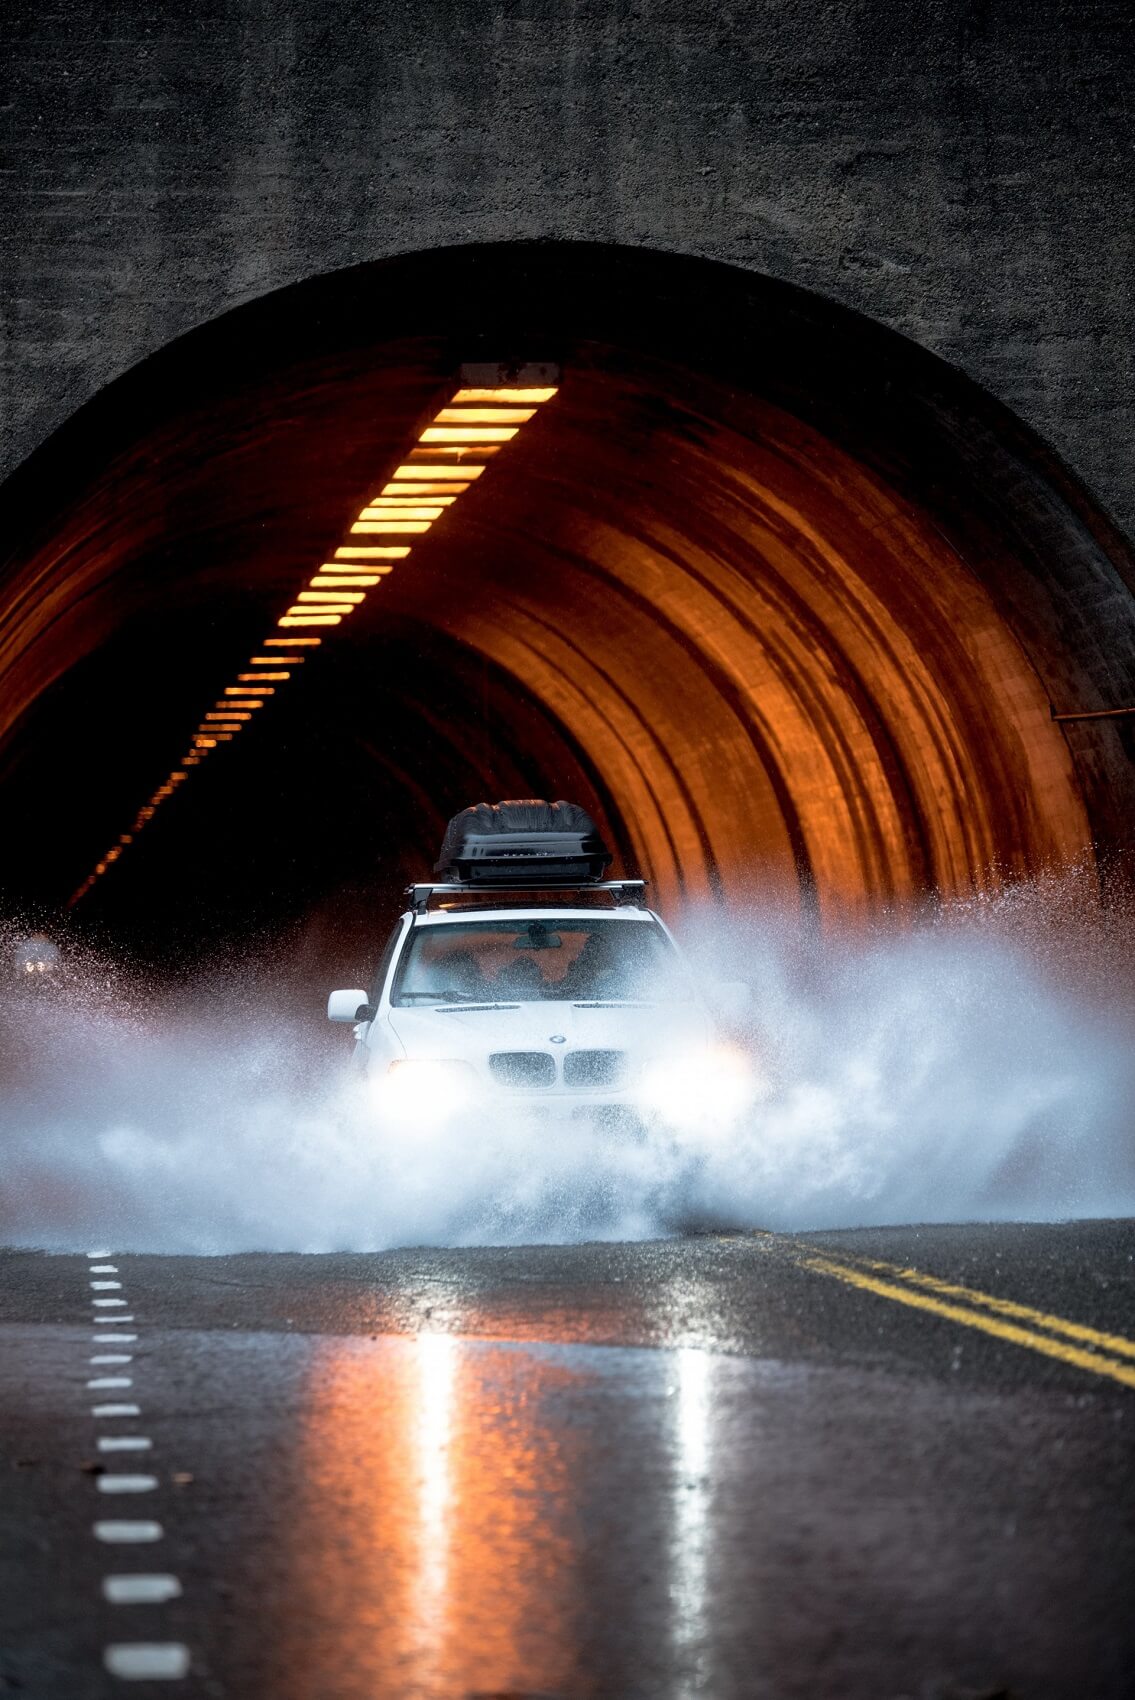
[549,1034,566,1044]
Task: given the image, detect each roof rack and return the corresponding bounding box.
[407,879,648,916]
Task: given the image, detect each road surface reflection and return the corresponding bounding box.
[271,1331,720,1698]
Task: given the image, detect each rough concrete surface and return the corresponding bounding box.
[1,0,1133,535]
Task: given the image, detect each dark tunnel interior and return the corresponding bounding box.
[1,242,1133,980]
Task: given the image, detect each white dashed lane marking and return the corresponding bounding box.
[94,1520,164,1543]
[97,1474,159,1494]
[82,1252,190,1681]
[103,1575,182,1604]
[103,1643,190,1680]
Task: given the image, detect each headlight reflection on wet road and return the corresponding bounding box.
[671,1345,714,1680]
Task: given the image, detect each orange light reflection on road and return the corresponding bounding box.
[276,1336,581,1699]
[71,375,557,903]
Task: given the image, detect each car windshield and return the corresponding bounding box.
[391,917,691,1006]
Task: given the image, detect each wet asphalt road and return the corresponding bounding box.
[1,1221,1134,1700]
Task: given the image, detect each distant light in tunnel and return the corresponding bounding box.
[69,368,559,905]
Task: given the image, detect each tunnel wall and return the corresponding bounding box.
[1,0,1133,546]
[0,244,1132,941]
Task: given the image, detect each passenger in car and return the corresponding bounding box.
[493,955,545,995]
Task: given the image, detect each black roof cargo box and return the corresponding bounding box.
[435,800,613,885]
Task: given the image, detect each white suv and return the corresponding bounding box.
[328,889,753,1134]
[328,801,754,1135]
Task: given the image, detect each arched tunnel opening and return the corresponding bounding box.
[1,242,1133,979]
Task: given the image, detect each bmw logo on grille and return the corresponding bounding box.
[549,1034,566,1044]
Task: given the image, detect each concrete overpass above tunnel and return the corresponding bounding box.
[0,243,1133,959]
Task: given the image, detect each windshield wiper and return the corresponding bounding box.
[397,988,482,1003]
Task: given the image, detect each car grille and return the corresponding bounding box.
[563,1049,631,1090]
[489,1051,556,1089]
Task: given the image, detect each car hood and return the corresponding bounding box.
[382,998,710,1059]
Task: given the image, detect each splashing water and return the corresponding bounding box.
[1,873,1133,1252]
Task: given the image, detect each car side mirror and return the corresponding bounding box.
[327,988,373,1024]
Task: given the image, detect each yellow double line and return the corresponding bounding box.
[800,1249,1135,1390]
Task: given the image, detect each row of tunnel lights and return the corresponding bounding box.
[69,384,559,906]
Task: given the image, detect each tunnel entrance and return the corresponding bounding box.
[1,242,1132,968]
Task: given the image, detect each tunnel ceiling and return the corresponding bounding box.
[1,243,1133,957]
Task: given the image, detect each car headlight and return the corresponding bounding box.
[379,1058,478,1126]
[637,1044,756,1131]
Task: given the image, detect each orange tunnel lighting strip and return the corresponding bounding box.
[420,426,519,443]
[378,484,466,497]
[333,548,402,560]
[435,407,536,423]
[452,387,557,403]
[69,376,559,904]
[359,506,445,520]
[349,521,430,534]
[391,463,484,480]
